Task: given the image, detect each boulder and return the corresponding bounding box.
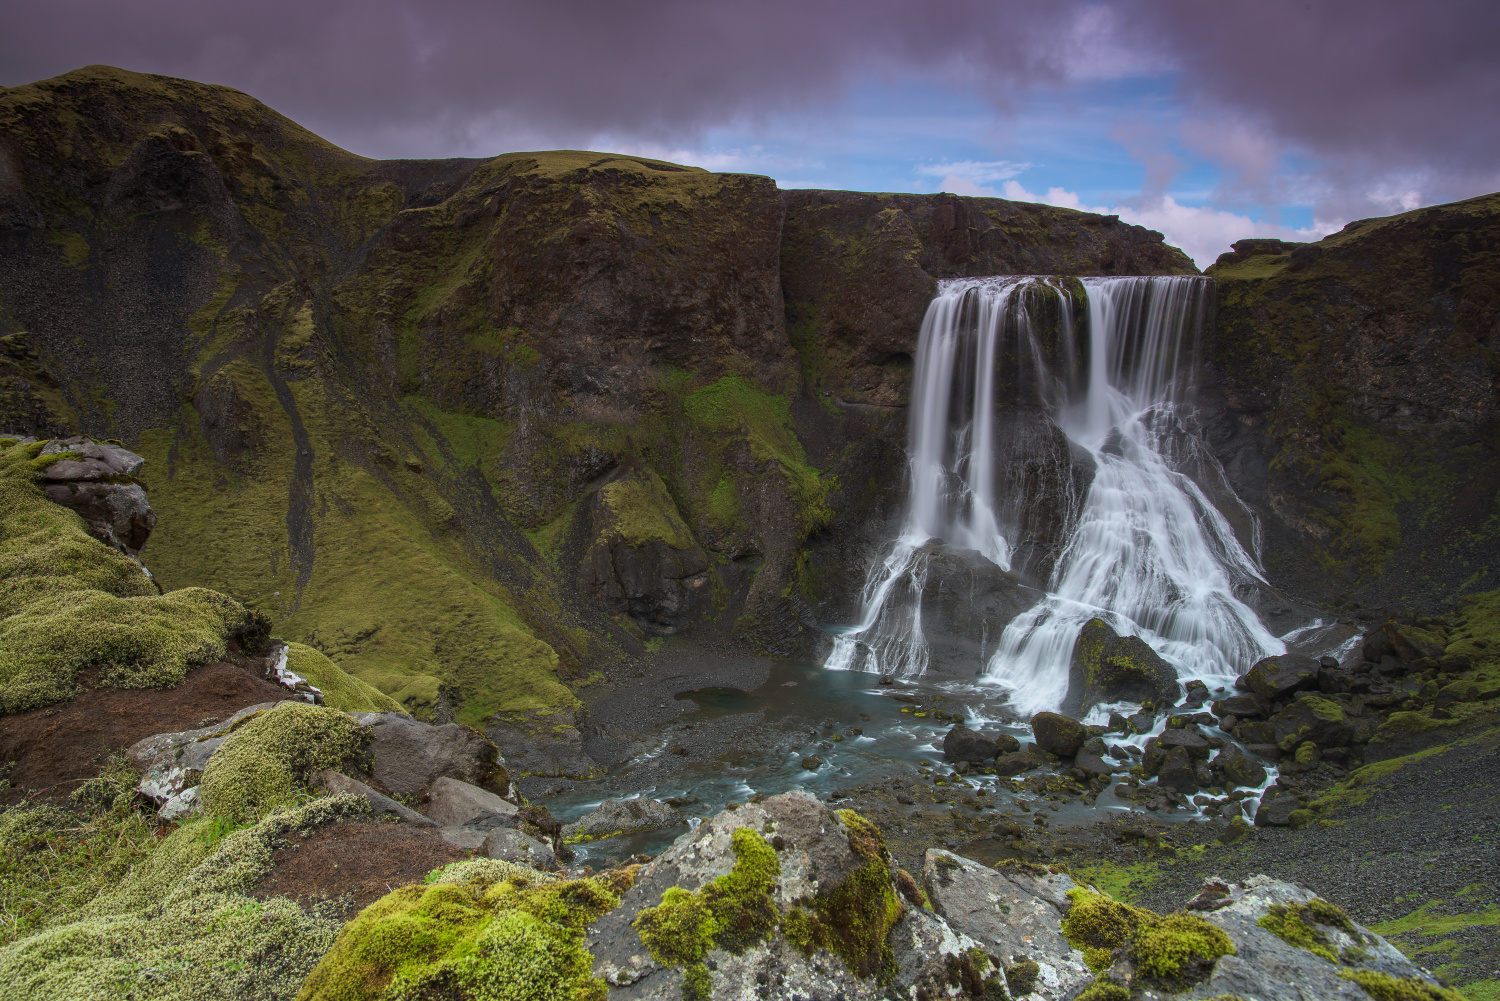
[1212,693,1271,719]
[422,776,519,827]
[921,850,1093,997]
[351,711,510,797]
[129,702,282,808]
[587,791,880,998]
[1383,621,1447,663]
[37,437,156,554]
[311,768,435,827]
[1155,727,1212,758]
[1239,654,1320,700]
[1191,877,1441,1000]
[1157,746,1199,792]
[1065,618,1180,715]
[1030,712,1085,757]
[480,827,556,870]
[561,797,685,844]
[1073,750,1118,778]
[1254,785,1303,826]
[994,750,1046,776]
[1270,696,1354,752]
[485,707,599,779]
[942,725,998,763]
[1211,745,1268,789]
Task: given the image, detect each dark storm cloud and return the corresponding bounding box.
[2,0,1494,210]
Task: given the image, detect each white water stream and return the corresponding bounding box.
[826,275,1285,715]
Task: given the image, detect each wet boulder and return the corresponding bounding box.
[905,542,1044,674]
[942,724,999,763]
[1270,695,1354,751]
[1212,693,1271,719]
[995,750,1046,776]
[1156,727,1212,758]
[479,827,556,869]
[1030,712,1086,757]
[1254,785,1304,827]
[1238,653,1320,700]
[561,797,685,844]
[1157,745,1199,792]
[1210,745,1268,789]
[1064,618,1180,716]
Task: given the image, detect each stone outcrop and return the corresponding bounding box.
[562,797,685,844]
[1066,617,1181,716]
[37,436,156,555]
[350,711,510,798]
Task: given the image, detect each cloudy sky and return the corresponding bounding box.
[4,0,1495,267]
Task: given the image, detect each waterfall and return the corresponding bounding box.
[825,275,1284,715]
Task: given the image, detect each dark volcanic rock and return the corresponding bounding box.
[1030,712,1086,757]
[994,750,1045,776]
[896,542,1042,675]
[1254,785,1303,827]
[1157,746,1199,792]
[1270,695,1355,751]
[38,436,156,554]
[1239,654,1321,700]
[1213,693,1272,720]
[1065,617,1181,715]
[942,725,999,763]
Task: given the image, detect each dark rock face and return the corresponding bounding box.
[780,189,1197,409]
[897,542,1042,675]
[1212,693,1271,720]
[1211,745,1268,788]
[1065,617,1181,716]
[484,708,598,779]
[350,711,510,798]
[1254,784,1303,827]
[1239,654,1321,700]
[1206,194,1500,606]
[1030,712,1085,757]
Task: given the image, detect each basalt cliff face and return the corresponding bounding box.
[1,65,1496,726]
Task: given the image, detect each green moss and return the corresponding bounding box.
[1005,959,1041,996]
[683,376,833,537]
[1340,969,1467,1001]
[1063,888,1234,983]
[0,440,257,716]
[1074,980,1132,1001]
[1257,899,1360,963]
[634,827,781,997]
[300,863,628,1001]
[200,702,369,822]
[282,642,402,713]
[0,795,369,1001]
[600,469,696,550]
[782,811,905,983]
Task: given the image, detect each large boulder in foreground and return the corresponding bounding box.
[1066,618,1180,716]
[351,711,510,798]
[37,436,156,555]
[1030,711,1087,757]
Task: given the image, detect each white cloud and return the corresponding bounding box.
[937,173,1001,197]
[1000,181,1338,269]
[917,159,1029,184]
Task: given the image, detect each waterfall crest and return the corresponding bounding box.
[825,275,1284,715]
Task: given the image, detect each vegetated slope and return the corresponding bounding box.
[0,65,1199,723]
[1206,198,1500,609]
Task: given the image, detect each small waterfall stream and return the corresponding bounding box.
[826,275,1285,715]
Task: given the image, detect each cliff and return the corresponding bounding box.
[0,65,1194,721]
[1205,195,1500,608]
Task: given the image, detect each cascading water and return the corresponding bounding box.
[826,275,1286,715]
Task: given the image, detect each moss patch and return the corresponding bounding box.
[200,701,369,822]
[600,468,696,550]
[0,794,369,1001]
[1257,899,1360,963]
[282,642,403,713]
[299,861,631,1001]
[634,827,780,998]
[1340,969,1467,1001]
[782,810,905,983]
[1063,888,1234,984]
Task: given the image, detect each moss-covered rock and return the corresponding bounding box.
[0,439,261,715]
[1066,617,1181,715]
[199,701,369,821]
[1272,695,1356,752]
[297,861,630,1001]
[283,642,403,713]
[1062,888,1235,985]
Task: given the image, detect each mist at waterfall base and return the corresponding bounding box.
[826,275,1293,718]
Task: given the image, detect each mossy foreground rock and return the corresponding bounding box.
[1066,617,1181,716]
